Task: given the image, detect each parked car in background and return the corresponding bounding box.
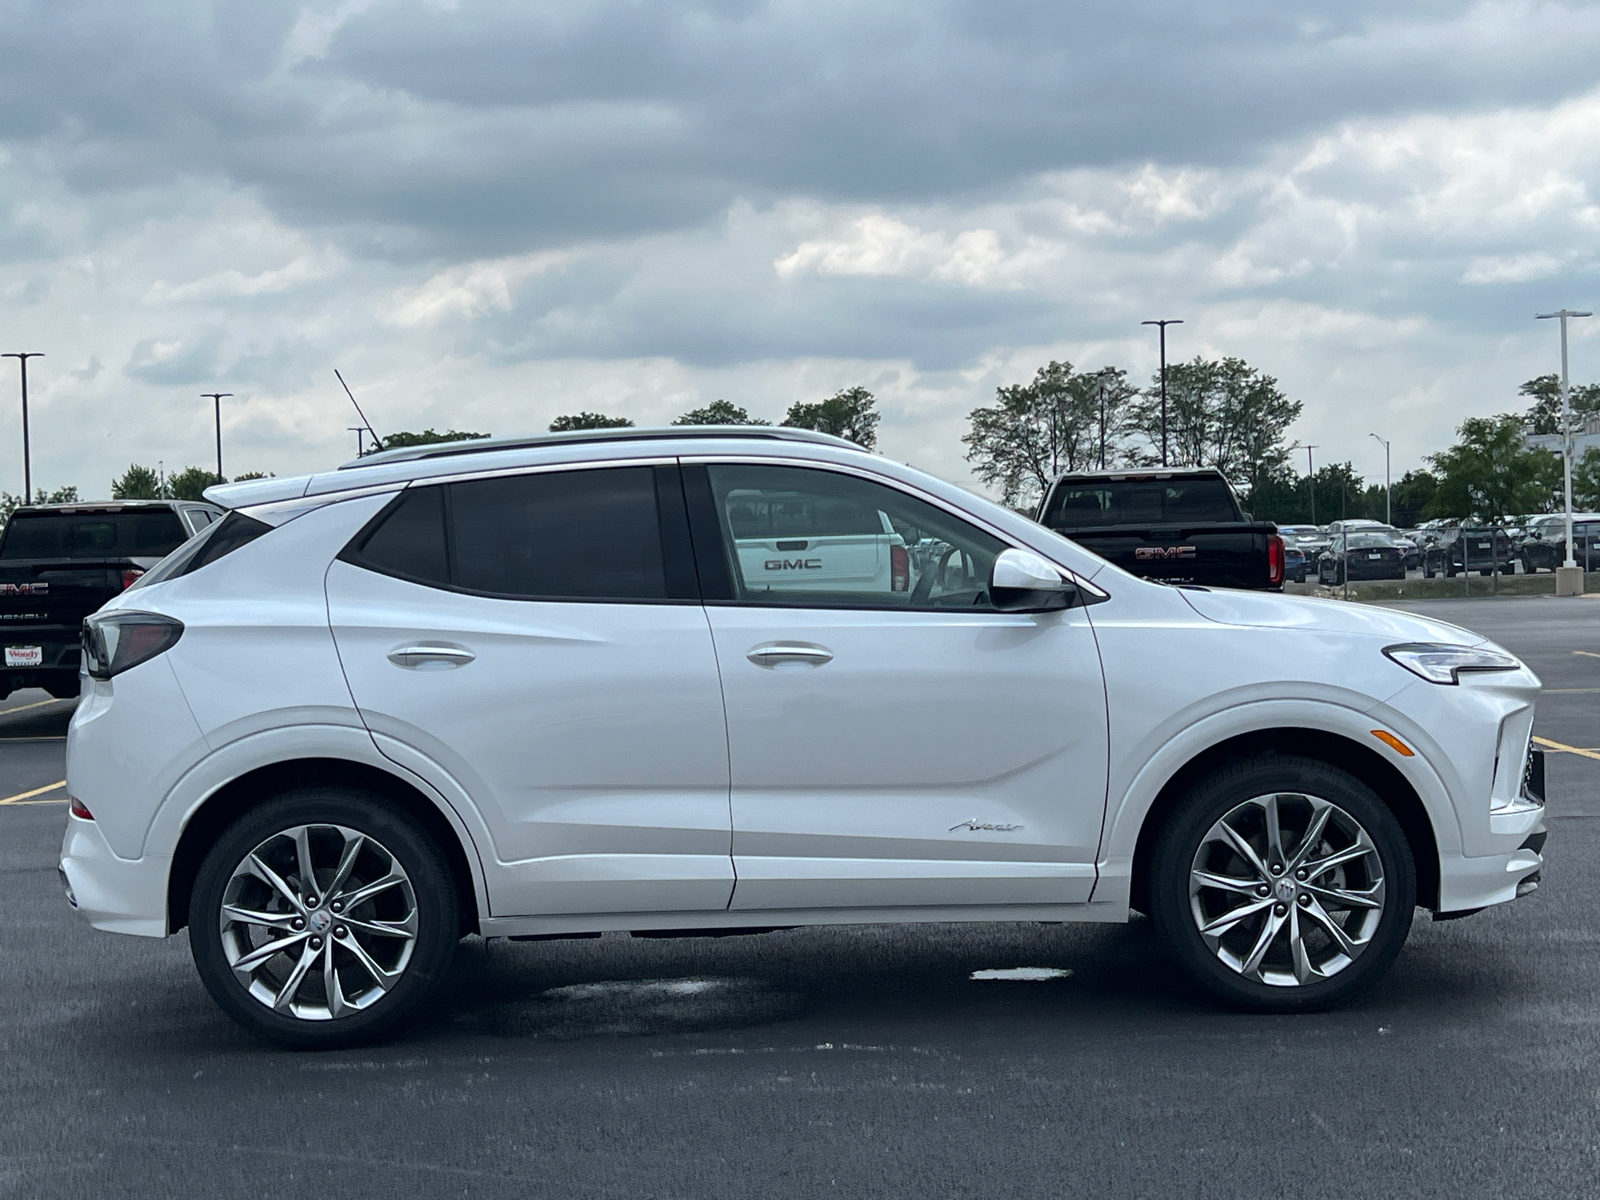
[1420,525,1516,578]
[0,500,220,699]
[1282,539,1308,583]
[1036,468,1285,590]
[1317,532,1407,583]
[1519,513,1600,574]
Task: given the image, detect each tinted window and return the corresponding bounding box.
[0,509,188,559]
[349,487,449,585]
[451,467,666,600]
[1040,476,1241,528]
[706,463,1005,610]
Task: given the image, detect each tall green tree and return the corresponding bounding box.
[1426,415,1561,519]
[782,387,880,449]
[381,429,489,449]
[963,362,1138,507]
[1574,447,1600,511]
[1391,470,1439,528]
[673,400,769,426]
[111,464,163,500]
[548,412,634,432]
[1,486,78,522]
[1518,375,1600,435]
[166,466,222,501]
[1129,357,1302,492]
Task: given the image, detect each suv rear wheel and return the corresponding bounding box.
[1149,755,1415,1012]
[188,788,459,1048]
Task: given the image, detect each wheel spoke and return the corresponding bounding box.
[336,930,401,991]
[339,913,417,941]
[293,826,317,898]
[1289,907,1316,984]
[1192,870,1263,897]
[273,940,320,1011]
[245,854,304,913]
[222,904,300,932]
[1240,906,1287,978]
[1304,882,1383,911]
[337,868,406,910]
[1302,843,1372,880]
[1216,820,1269,880]
[1199,898,1272,937]
[1302,897,1361,957]
[1287,803,1334,871]
[1263,795,1286,866]
[325,832,366,901]
[323,939,348,1020]
[230,931,308,973]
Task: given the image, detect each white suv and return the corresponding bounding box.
[60,428,1547,1047]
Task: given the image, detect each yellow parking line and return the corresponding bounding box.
[1534,736,1600,762]
[0,779,67,805]
[0,696,73,717]
[1545,688,1600,693]
[9,798,67,805]
[1574,651,1600,660]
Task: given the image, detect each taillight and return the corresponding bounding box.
[1267,535,1285,586]
[120,568,144,591]
[69,796,94,820]
[891,544,910,591]
[82,611,184,681]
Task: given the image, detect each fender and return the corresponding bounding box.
[146,723,495,927]
[1091,696,1458,910]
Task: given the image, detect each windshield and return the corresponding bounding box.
[1041,476,1241,527]
[0,509,188,560]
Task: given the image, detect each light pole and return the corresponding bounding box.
[1536,310,1592,575]
[1304,444,1318,525]
[348,427,368,457]
[1141,319,1183,466]
[201,393,233,481]
[2,352,42,500]
[1369,433,1391,525]
[1095,368,1118,469]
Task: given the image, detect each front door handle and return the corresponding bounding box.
[388,644,476,669]
[747,642,833,667]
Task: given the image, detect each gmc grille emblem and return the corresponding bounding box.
[1134,546,1197,561]
[765,558,823,571]
[0,582,47,596]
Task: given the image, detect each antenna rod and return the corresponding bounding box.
[335,369,382,451]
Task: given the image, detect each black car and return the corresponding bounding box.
[1519,514,1600,573]
[0,500,220,699]
[1317,532,1406,583]
[1419,525,1516,578]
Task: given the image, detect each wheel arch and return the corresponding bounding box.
[1126,728,1440,915]
[166,757,482,937]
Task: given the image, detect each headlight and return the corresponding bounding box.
[1383,642,1521,685]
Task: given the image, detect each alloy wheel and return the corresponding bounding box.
[219,824,419,1020]
[1188,792,1386,987]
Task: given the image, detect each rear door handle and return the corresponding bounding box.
[388,644,475,669]
[747,642,833,667]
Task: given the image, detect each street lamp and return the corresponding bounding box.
[2,352,42,500]
[1369,433,1391,525]
[1094,368,1118,469]
[1535,309,1592,576]
[201,393,233,481]
[1141,319,1183,466]
[1304,444,1318,526]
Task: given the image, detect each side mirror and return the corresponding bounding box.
[990,548,1074,613]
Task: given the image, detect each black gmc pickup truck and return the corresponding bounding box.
[0,500,221,699]
[1036,467,1285,590]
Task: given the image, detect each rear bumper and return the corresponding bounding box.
[58,817,169,938]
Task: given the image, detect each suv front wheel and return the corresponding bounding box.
[1148,756,1415,1012]
[188,788,459,1048]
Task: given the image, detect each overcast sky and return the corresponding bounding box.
[2,0,1599,497]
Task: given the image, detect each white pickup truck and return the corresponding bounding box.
[723,488,912,597]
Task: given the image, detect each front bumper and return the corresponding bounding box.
[59,817,169,938]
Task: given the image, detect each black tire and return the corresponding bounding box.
[189,788,459,1049]
[1446,563,1457,577]
[1423,564,1435,579]
[1148,755,1416,1013]
[1479,569,1492,577]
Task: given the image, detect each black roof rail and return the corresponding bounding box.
[339,425,863,470]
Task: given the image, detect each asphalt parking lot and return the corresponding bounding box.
[2,597,1596,1199]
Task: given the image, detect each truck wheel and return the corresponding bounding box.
[1479,569,1492,577]
[42,672,81,700]
[188,788,459,1049]
[1148,755,1415,1012]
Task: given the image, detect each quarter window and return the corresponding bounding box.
[704,463,1005,610]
